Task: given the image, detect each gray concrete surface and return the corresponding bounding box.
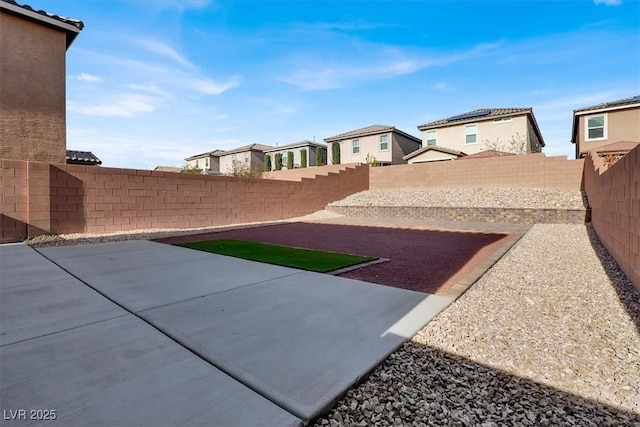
[2,241,453,425]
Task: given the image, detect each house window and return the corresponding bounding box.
[465,124,477,144]
[352,139,360,154]
[379,134,389,151]
[282,152,288,165]
[244,152,249,163]
[426,130,437,146]
[231,154,237,165]
[586,114,607,140]
[205,158,209,168]
[493,117,512,123]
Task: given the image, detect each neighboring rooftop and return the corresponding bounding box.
[0,0,84,47]
[263,140,326,152]
[403,145,467,161]
[66,150,101,166]
[220,143,275,155]
[325,125,421,144]
[185,149,226,161]
[418,108,532,130]
[591,141,640,155]
[574,95,640,114]
[153,166,182,173]
[457,150,517,160]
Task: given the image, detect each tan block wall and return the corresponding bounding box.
[262,163,360,181]
[0,13,67,164]
[0,159,28,242]
[0,160,369,242]
[370,153,585,191]
[583,146,640,290]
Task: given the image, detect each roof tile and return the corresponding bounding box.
[418,108,532,130]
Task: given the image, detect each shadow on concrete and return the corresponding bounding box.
[154,222,510,296]
[312,341,640,426]
[586,223,640,332]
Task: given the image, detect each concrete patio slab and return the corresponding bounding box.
[1,315,302,426]
[141,272,452,421]
[0,244,70,289]
[39,242,302,312]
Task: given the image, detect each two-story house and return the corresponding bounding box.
[185,149,226,173]
[571,95,640,159]
[415,108,545,158]
[218,143,274,174]
[263,140,327,170]
[0,0,83,164]
[324,125,421,165]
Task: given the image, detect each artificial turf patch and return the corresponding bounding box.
[176,239,377,273]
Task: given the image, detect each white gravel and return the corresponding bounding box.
[314,224,640,426]
[329,188,588,210]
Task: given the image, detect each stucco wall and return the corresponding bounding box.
[407,150,458,164]
[0,12,67,164]
[332,132,393,165]
[392,133,421,164]
[577,108,640,157]
[583,146,640,290]
[264,146,319,171]
[421,115,532,155]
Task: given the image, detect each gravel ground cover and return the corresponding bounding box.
[329,188,588,210]
[314,224,640,426]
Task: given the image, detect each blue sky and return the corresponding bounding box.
[35,0,640,169]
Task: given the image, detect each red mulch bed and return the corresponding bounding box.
[155,222,509,295]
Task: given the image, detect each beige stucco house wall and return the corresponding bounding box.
[404,147,463,164]
[417,109,544,156]
[185,150,223,173]
[0,2,82,164]
[325,125,421,166]
[218,144,273,174]
[263,141,325,170]
[571,97,640,158]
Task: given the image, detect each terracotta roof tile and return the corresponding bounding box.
[325,125,396,142]
[66,150,101,165]
[418,108,531,130]
[574,95,640,113]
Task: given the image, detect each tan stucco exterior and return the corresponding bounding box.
[331,131,420,165]
[263,143,323,171]
[219,150,265,174]
[575,107,640,158]
[406,150,459,164]
[420,115,541,155]
[186,154,220,172]
[0,11,68,163]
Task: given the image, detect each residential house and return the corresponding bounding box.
[185,149,225,173]
[571,95,640,159]
[0,0,83,163]
[218,143,274,174]
[153,166,182,173]
[403,146,467,164]
[324,125,421,165]
[263,140,327,170]
[66,150,101,166]
[416,108,545,156]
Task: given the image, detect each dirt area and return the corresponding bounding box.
[156,218,523,297]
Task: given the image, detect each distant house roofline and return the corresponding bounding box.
[66,150,101,165]
[0,0,84,48]
[325,124,421,144]
[262,140,326,153]
[417,108,545,147]
[403,145,466,161]
[571,95,640,145]
[184,149,226,161]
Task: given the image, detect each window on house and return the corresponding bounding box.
[465,124,477,144]
[231,154,237,165]
[195,159,199,168]
[493,117,512,123]
[244,152,250,163]
[205,158,209,168]
[586,114,606,140]
[282,152,288,165]
[426,130,437,146]
[379,134,389,151]
[352,139,360,154]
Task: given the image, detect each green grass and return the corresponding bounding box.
[176,239,377,273]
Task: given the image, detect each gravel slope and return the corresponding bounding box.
[314,224,640,426]
[329,188,588,209]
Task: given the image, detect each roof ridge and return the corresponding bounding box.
[1,0,84,29]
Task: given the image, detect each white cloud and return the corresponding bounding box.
[134,38,194,68]
[432,82,453,91]
[593,0,622,5]
[125,83,172,98]
[68,93,162,117]
[76,72,102,83]
[187,76,241,95]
